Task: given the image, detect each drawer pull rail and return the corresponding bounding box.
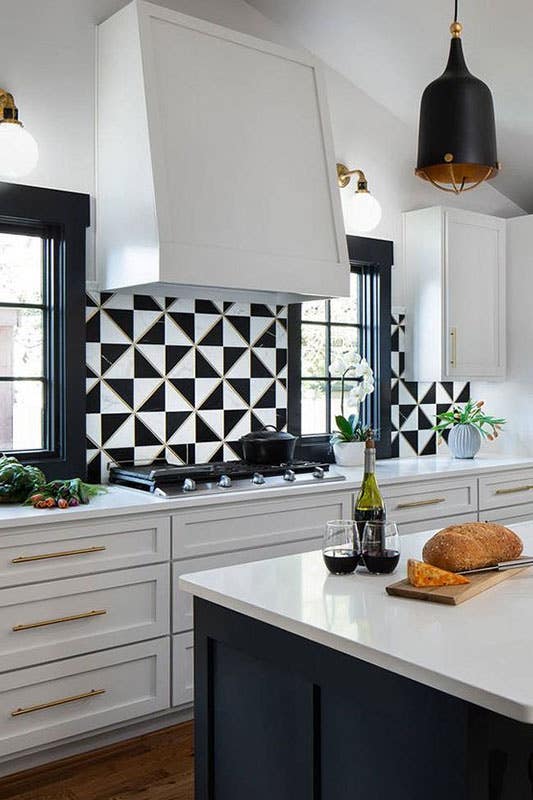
[396,498,446,510]
[11,688,105,717]
[12,609,107,632]
[495,486,533,496]
[11,546,106,564]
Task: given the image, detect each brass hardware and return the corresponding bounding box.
[415,164,497,194]
[12,609,107,633]
[450,327,457,367]
[11,688,105,717]
[495,486,533,496]
[336,162,368,191]
[450,21,463,37]
[397,498,446,510]
[0,89,21,125]
[11,546,106,564]
[444,153,454,162]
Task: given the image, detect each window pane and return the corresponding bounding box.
[0,380,44,450]
[301,380,326,434]
[301,324,326,377]
[0,233,43,304]
[302,300,326,322]
[330,380,343,430]
[330,325,359,374]
[330,273,359,323]
[0,307,44,377]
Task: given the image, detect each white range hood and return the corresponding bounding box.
[96,1,349,304]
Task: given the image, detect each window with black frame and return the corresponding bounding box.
[288,235,392,460]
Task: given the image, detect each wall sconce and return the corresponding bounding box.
[336,162,382,233]
[0,89,38,179]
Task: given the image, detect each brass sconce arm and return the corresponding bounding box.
[0,89,20,124]
[336,162,368,191]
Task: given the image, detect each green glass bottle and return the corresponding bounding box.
[353,433,386,542]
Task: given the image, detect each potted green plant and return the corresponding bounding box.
[329,353,374,466]
[432,400,506,459]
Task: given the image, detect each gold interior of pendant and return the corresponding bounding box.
[415,162,499,194]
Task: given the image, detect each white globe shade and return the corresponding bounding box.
[351,191,382,233]
[0,123,38,179]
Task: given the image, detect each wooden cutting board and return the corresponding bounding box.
[386,566,531,605]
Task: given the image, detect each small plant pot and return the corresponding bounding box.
[448,424,482,459]
[333,441,365,467]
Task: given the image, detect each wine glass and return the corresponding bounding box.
[361,521,400,575]
[322,520,360,575]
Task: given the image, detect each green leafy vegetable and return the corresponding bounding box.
[0,455,46,503]
[26,478,107,509]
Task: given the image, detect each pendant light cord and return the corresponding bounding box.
[454,0,458,22]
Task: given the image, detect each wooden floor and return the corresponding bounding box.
[0,722,194,800]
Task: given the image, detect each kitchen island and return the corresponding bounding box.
[181,523,533,800]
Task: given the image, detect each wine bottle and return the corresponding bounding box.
[353,433,386,541]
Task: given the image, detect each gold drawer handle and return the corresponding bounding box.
[11,688,105,717]
[11,546,106,564]
[397,497,446,510]
[495,485,533,496]
[12,609,107,632]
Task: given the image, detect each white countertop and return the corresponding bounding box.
[0,454,532,530]
[180,521,533,723]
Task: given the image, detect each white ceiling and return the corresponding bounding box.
[246,0,533,211]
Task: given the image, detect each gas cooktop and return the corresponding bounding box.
[109,459,344,497]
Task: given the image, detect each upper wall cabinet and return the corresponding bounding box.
[403,207,506,381]
[96,1,349,304]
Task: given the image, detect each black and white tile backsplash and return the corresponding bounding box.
[390,312,470,457]
[86,292,287,482]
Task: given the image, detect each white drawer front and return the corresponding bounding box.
[172,537,321,633]
[381,479,477,523]
[0,515,171,587]
[172,632,193,707]
[479,470,533,510]
[172,490,351,559]
[0,565,170,672]
[481,504,533,527]
[0,638,170,757]
[397,512,478,537]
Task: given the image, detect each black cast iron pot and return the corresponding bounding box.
[240,426,298,465]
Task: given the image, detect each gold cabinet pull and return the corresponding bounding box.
[11,545,106,564]
[11,688,105,717]
[495,485,533,495]
[12,609,107,633]
[450,327,457,368]
[397,497,446,510]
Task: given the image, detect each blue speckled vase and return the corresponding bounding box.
[448,424,482,459]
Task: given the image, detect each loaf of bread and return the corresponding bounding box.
[422,522,523,572]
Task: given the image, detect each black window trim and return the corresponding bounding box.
[288,235,392,461]
[0,182,90,478]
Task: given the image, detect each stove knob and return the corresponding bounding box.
[183,478,196,492]
[251,472,265,485]
[218,474,232,488]
[283,469,296,482]
[313,467,325,479]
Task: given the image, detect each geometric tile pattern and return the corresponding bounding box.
[390,311,470,458]
[86,292,287,482]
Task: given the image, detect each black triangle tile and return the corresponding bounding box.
[138,318,165,344]
[251,352,274,378]
[135,417,163,446]
[437,403,453,416]
[402,381,418,402]
[254,321,276,348]
[224,346,246,374]
[165,297,176,309]
[200,382,224,410]
[105,447,134,466]
[105,379,134,409]
[166,411,192,441]
[196,350,220,378]
[276,305,285,315]
[168,312,195,342]
[169,378,195,407]
[399,404,416,426]
[139,383,166,412]
[86,293,98,308]
[276,408,287,430]
[86,310,100,342]
[227,379,250,405]
[227,315,250,344]
[209,445,225,462]
[195,415,221,443]
[418,408,434,430]
[278,317,287,331]
[86,365,98,380]
[99,292,114,305]
[167,443,189,463]
[251,303,274,318]
[420,384,436,405]
[166,345,192,374]
[440,382,454,401]
[87,452,101,484]
[401,430,419,454]
[223,302,234,313]
[391,327,399,352]
[86,382,101,414]
[391,380,399,405]
[251,411,266,432]
[101,413,131,445]
[226,440,243,459]
[421,433,438,456]
[101,343,130,375]
[199,319,223,346]
[195,300,220,315]
[104,309,134,340]
[134,295,161,310]
[134,349,162,378]
[276,349,287,375]
[455,383,470,403]
[254,382,276,409]
[398,352,405,376]
[224,409,247,438]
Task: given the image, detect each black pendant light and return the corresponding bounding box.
[415,0,500,193]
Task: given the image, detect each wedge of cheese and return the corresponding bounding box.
[407,559,470,588]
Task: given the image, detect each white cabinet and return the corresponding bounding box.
[97,1,349,304]
[403,206,506,381]
[381,477,477,524]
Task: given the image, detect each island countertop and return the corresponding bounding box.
[180,520,533,723]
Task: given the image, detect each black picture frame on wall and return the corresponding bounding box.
[287,235,393,461]
[0,182,90,478]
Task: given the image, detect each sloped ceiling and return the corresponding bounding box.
[246,0,533,211]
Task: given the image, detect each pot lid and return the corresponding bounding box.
[240,426,296,442]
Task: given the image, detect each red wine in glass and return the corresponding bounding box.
[323,547,359,575]
[362,548,400,575]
